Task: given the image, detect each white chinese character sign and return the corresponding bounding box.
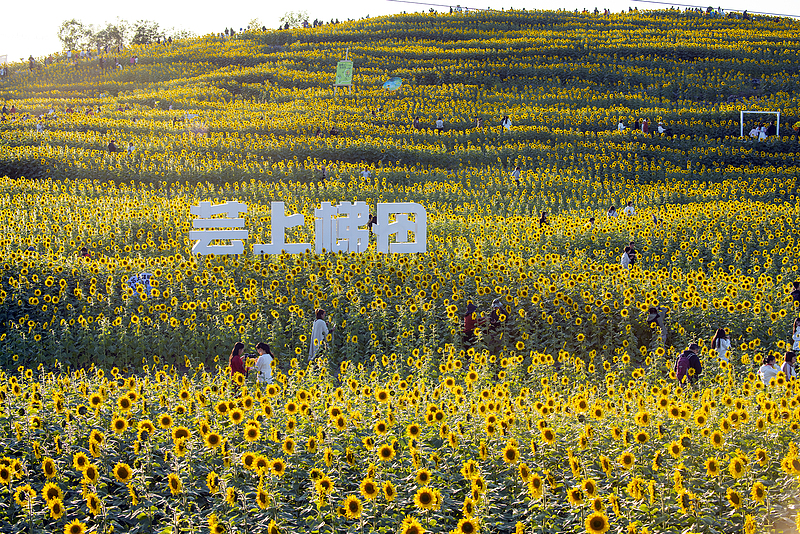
[190,201,426,255]
[188,201,249,255]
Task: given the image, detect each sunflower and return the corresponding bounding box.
[256,486,270,509]
[727,488,743,509]
[271,458,286,477]
[73,452,89,471]
[226,487,238,507]
[86,492,102,515]
[42,482,63,503]
[617,452,635,470]
[751,481,767,504]
[567,486,584,506]
[455,518,479,534]
[48,498,65,519]
[709,430,724,449]
[343,495,363,519]
[541,427,556,444]
[582,478,597,497]
[528,474,543,499]
[316,475,334,495]
[111,416,128,434]
[172,426,191,441]
[64,519,87,534]
[14,484,35,506]
[241,452,257,470]
[502,443,519,464]
[518,462,532,482]
[383,480,397,502]
[360,478,379,500]
[416,468,432,486]
[168,472,182,495]
[414,487,438,510]
[282,438,295,455]
[591,497,604,512]
[158,413,173,429]
[42,457,57,479]
[460,460,479,480]
[585,512,610,534]
[729,457,745,479]
[268,519,281,534]
[378,444,396,462]
[668,441,683,459]
[83,463,100,485]
[677,490,695,513]
[229,409,245,425]
[0,465,12,484]
[205,432,223,449]
[399,515,425,534]
[705,457,720,477]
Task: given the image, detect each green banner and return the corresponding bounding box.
[335,60,353,86]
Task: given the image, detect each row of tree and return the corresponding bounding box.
[57,19,194,51]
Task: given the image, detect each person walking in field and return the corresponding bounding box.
[623,201,635,216]
[620,246,632,269]
[675,343,702,385]
[511,166,521,186]
[310,309,334,360]
[710,328,731,362]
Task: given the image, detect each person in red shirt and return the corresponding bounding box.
[228,342,248,379]
[463,302,486,347]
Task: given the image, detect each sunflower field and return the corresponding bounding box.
[1,8,800,534]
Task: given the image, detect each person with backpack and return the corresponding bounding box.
[675,343,702,385]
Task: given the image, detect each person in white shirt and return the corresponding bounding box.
[623,201,635,216]
[710,328,730,362]
[759,353,780,386]
[253,342,275,384]
[501,115,512,131]
[435,117,444,134]
[360,166,371,181]
[309,309,334,360]
[511,166,521,186]
[607,205,618,218]
[617,120,625,131]
[620,246,631,269]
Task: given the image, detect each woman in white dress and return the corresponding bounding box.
[309,309,334,360]
[710,328,731,362]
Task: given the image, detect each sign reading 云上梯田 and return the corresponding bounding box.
[189,201,426,256]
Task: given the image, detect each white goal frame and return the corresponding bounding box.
[740,110,780,137]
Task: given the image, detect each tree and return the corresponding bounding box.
[58,19,88,51]
[247,18,263,31]
[279,11,310,29]
[131,20,163,45]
